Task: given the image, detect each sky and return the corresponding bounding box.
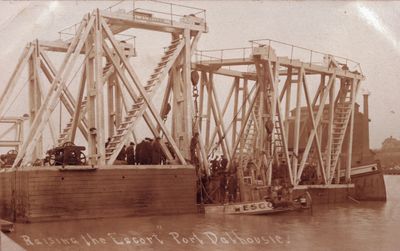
[0,0,399,149]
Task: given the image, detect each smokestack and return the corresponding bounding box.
[363,93,370,151]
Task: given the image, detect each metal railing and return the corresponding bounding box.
[249,38,363,74]
[195,39,363,75]
[104,0,207,29]
[58,21,82,41]
[58,23,136,52]
[195,47,253,64]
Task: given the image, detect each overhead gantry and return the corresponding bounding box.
[193,39,365,190]
[0,1,207,168]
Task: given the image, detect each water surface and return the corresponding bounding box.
[6,175,400,251]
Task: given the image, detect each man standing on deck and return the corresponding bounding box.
[228,174,238,202]
[210,156,220,175]
[190,132,200,164]
[105,137,111,148]
[117,145,126,162]
[219,171,227,203]
[142,138,153,164]
[151,137,163,165]
[220,155,228,171]
[126,142,135,165]
[136,139,145,164]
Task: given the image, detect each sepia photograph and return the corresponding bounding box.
[0,0,399,250]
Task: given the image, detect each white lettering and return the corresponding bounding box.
[20,235,34,246]
[246,237,254,244]
[132,236,140,244]
[232,231,248,245]
[202,231,218,245]
[224,232,237,244]
[152,234,164,244]
[169,232,181,244]
[34,239,43,245]
[274,235,284,244]
[81,235,91,246]
[220,236,229,244]
[261,236,270,244]
[107,233,124,245]
[123,237,131,244]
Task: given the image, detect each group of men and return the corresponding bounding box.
[209,155,228,175]
[106,137,166,165]
[196,156,239,204]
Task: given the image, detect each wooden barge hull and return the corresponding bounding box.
[0,165,197,223]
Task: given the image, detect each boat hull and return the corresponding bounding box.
[205,197,310,215]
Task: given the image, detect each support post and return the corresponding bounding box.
[292,68,302,184]
[95,10,105,164]
[346,80,357,183]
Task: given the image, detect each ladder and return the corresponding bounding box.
[273,117,286,165]
[57,49,129,146]
[237,99,260,181]
[105,38,184,164]
[327,83,353,181]
[57,97,88,145]
[269,88,292,182]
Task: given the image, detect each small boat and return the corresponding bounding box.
[204,192,312,215]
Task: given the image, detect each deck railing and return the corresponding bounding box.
[195,47,253,64]
[105,0,207,29]
[195,39,363,75]
[250,38,363,74]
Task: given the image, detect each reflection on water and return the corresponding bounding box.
[7,176,400,251]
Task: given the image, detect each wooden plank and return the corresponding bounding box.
[3,166,197,221]
[28,204,197,221]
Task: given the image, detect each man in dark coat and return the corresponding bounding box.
[136,140,145,164]
[151,137,163,165]
[190,132,199,164]
[142,138,153,164]
[219,172,227,203]
[117,145,126,161]
[227,174,238,202]
[220,155,228,171]
[126,142,135,165]
[210,156,220,176]
[105,137,111,148]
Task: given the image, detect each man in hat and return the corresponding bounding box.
[220,155,228,172]
[151,137,163,165]
[126,142,135,165]
[135,139,145,164]
[142,138,153,165]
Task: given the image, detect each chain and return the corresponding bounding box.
[192,85,199,132]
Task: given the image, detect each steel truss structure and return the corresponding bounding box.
[0,2,207,167]
[0,2,365,193]
[194,40,364,190]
